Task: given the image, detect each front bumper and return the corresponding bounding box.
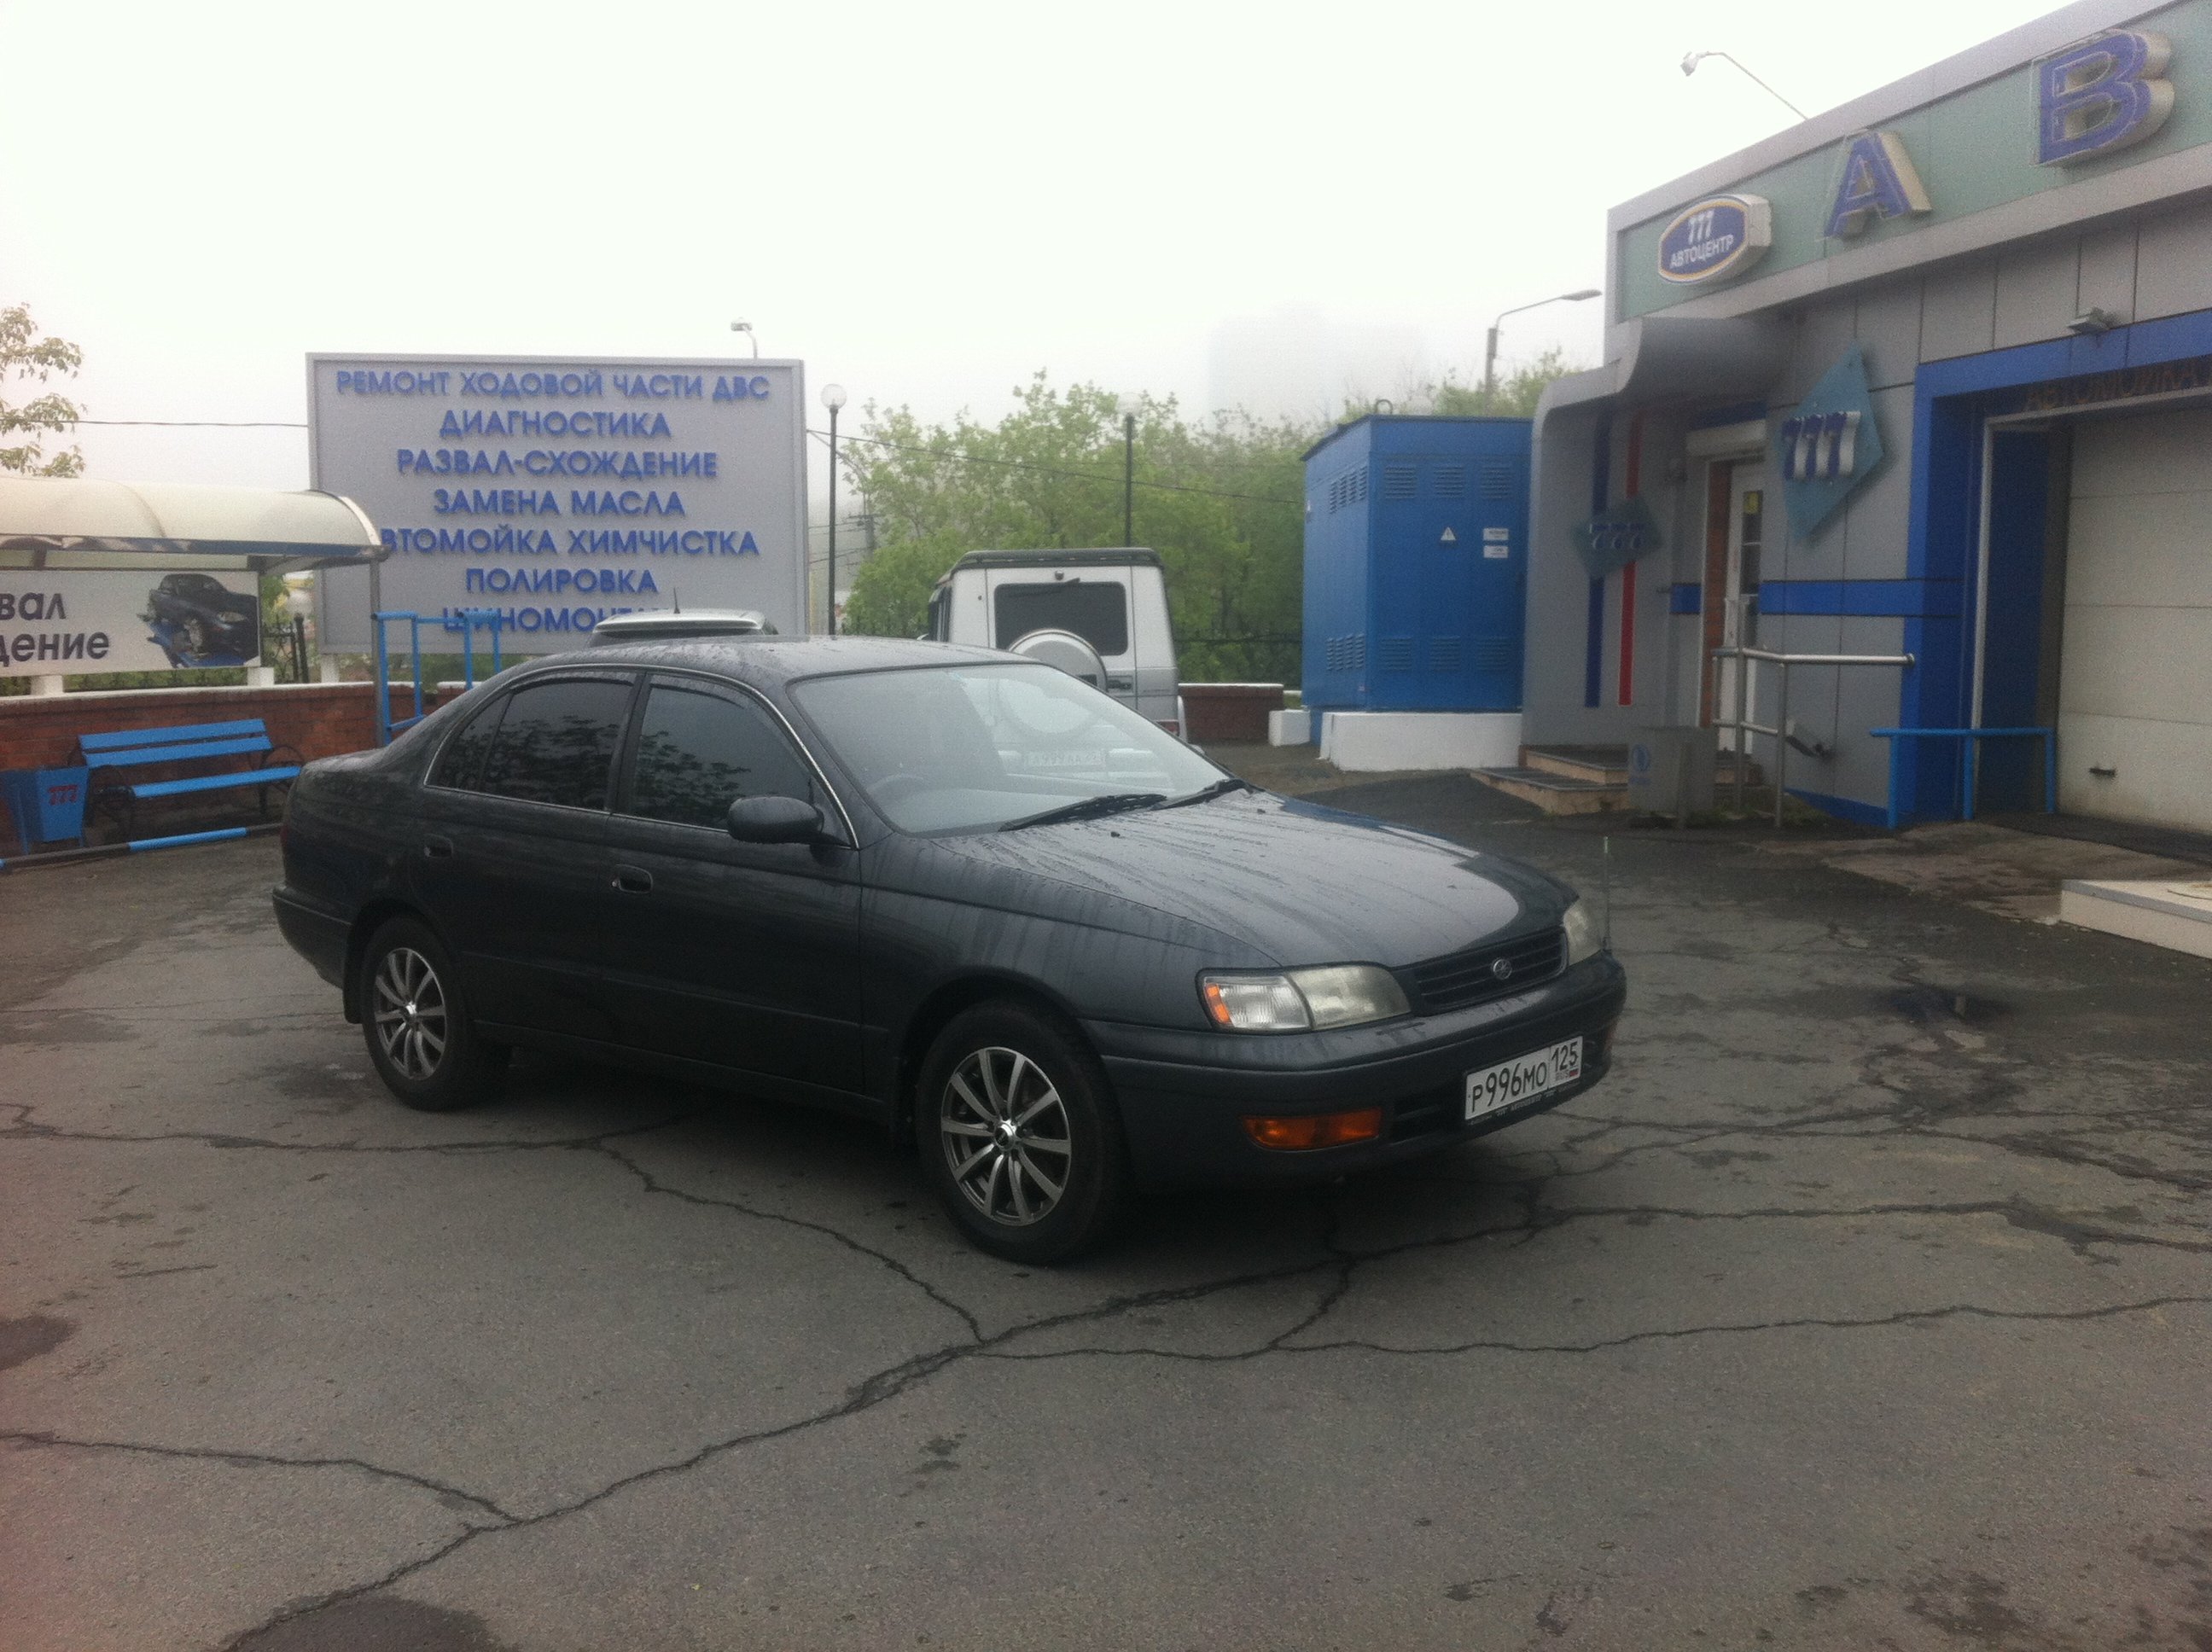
[1088,953,1627,1190]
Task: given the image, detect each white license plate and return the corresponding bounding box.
[1464,1037,1583,1121]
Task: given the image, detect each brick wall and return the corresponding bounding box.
[0,683,464,846]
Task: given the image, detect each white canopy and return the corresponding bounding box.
[0,478,384,572]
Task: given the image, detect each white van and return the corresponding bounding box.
[925,547,1185,734]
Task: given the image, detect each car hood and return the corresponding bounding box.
[927,794,1564,969]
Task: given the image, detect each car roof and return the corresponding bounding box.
[944,547,1163,573]
[526,634,1010,686]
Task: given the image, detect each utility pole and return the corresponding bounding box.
[1123,411,1135,548]
[820,383,847,633]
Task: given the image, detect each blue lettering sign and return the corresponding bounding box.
[1824,131,1931,238]
[1655,195,1772,286]
[2038,31,2174,165]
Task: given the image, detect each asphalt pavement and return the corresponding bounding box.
[4,771,2210,1650]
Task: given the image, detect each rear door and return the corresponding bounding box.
[988,567,1135,700]
[595,674,864,1095]
[414,672,639,1039]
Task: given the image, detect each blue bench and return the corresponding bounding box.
[78,719,301,835]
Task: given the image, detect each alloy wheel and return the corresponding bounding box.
[939,1045,1073,1227]
[372,945,448,1081]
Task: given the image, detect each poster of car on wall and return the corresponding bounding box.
[0,568,261,676]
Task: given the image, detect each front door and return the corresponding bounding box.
[596,675,864,1096]
[1716,466,1767,749]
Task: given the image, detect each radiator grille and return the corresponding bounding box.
[1469,638,1518,672]
[1324,633,1367,672]
[1406,928,1565,1013]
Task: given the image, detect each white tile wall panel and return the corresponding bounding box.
[1992,238,2081,349]
[2133,204,2212,322]
[1920,258,1999,361]
[2076,223,2138,323]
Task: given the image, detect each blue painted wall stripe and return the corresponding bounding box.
[1759,579,1962,617]
[1584,417,1611,707]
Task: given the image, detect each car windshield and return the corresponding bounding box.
[792,661,1223,835]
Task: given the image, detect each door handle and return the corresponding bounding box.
[613,864,654,893]
[422,835,454,859]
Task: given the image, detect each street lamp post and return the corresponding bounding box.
[1680,51,1807,119]
[1483,288,1603,412]
[821,383,847,634]
[729,320,760,358]
[1122,411,1136,548]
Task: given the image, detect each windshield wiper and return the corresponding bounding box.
[999,792,1167,831]
[1156,776,1261,810]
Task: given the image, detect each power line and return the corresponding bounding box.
[807,426,1300,509]
[73,418,307,428]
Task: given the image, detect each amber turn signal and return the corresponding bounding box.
[1242,1107,1383,1150]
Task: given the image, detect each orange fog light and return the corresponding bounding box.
[1243,1107,1382,1150]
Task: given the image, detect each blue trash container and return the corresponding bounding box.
[1,765,90,853]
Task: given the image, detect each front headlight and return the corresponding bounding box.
[1562,896,1604,966]
[1200,964,1410,1032]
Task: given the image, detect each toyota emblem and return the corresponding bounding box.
[1490,957,1514,981]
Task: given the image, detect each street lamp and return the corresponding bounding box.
[729,320,759,358]
[1681,50,1807,119]
[1122,410,1136,549]
[821,383,847,634]
[1483,289,1602,412]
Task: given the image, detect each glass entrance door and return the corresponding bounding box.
[1717,468,1766,749]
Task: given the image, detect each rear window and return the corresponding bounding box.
[992,580,1128,656]
[471,678,633,811]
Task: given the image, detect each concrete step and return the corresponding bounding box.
[1519,742,1766,788]
[1521,745,1627,784]
[1474,765,1627,815]
[2059,877,2212,960]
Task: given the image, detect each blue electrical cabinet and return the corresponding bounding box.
[1301,416,1531,711]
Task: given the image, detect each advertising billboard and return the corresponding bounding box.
[0,568,261,677]
[308,354,807,653]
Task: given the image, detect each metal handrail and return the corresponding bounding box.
[372,609,506,746]
[1709,645,1917,826]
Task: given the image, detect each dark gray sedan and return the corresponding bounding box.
[273,637,1625,1261]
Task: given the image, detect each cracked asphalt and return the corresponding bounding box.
[4,770,2210,1650]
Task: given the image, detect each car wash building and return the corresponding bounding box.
[1526,0,2212,835]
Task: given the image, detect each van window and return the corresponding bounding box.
[993,580,1128,655]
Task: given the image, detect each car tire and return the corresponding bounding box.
[917,1002,1129,1264]
[358,916,506,1112]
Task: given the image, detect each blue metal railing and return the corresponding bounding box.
[373,610,505,746]
[1871,726,2057,832]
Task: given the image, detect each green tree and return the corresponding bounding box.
[842,375,1309,682]
[1432,346,1584,417]
[0,304,84,476]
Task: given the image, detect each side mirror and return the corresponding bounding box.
[726,794,827,844]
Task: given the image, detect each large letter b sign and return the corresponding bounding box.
[2039,31,2174,165]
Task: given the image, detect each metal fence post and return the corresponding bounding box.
[1773,662,1790,829]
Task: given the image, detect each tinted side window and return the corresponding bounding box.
[430,694,508,790]
[627,684,815,829]
[993,581,1129,655]
[474,678,632,810]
